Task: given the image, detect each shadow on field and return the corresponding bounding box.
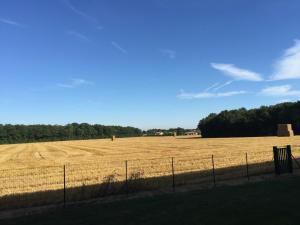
[0,157,288,212]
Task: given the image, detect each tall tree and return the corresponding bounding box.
[198,101,300,137]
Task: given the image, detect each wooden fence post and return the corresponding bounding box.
[273,146,279,175]
[63,165,66,207]
[246,152,250,181]
[212,155,216,187]
[125,160,128,195]
[171,157,175,192]
[287,145,293,174]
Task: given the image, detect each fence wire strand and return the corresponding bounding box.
[0,148,297,210]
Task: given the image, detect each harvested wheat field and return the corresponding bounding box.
[1,136,300,200]
[1,135,300,168]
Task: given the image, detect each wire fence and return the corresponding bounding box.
[1,145,300,211]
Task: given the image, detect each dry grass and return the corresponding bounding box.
[1,136,300,198]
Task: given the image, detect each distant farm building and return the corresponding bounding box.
[277,124,294,137]
[184,131,199,136]
[155,131,164,136]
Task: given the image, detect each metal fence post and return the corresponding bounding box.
[171,157,175,192]
[211,155,216,187]
[125,160,128,195]
[63,165,66,207]
[246,152,250,181]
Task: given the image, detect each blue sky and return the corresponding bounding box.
[1,0,300,129]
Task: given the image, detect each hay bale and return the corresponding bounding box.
[111,135,116,141]
[277,124,294,137]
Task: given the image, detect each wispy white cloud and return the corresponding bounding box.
[260,85,300,97]
[63,0,96,22]
[212,80,233,91]
[57,78,93,88]
[211,63,263,81]
[203,81,233,93]
[0,18,26,28]
[271,40,300,80]
[111,41,127,54]
[177,89,246,99]
[160,49,176,59]
[204,82,219,92]
[67,30,90,42]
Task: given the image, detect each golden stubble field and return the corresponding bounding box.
[1,135,300,168]
[0,136,300,197]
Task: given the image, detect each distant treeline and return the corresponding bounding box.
[0,123,142,144]
[198,101,300,137]
[144,128,189,136]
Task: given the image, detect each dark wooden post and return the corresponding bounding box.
[63,165,66,207]
[212,155,216,187]
[125,160,128,195]
[287,145,293,173]
[273,146,279,175]
[172,157,175,192]
[246,152,250,181]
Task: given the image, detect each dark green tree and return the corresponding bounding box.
[198,101,300,137]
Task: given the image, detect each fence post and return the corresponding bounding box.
[63,165,66,207]
[125,160,128,195]
[171,157,175,192]
[211,155,216,187]
[287,145,293,174]
[273,146,279,175]
[246,152,250,181]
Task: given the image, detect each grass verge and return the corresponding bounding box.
[3,175,300,225]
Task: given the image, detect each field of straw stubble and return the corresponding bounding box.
[1,136,300,197]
